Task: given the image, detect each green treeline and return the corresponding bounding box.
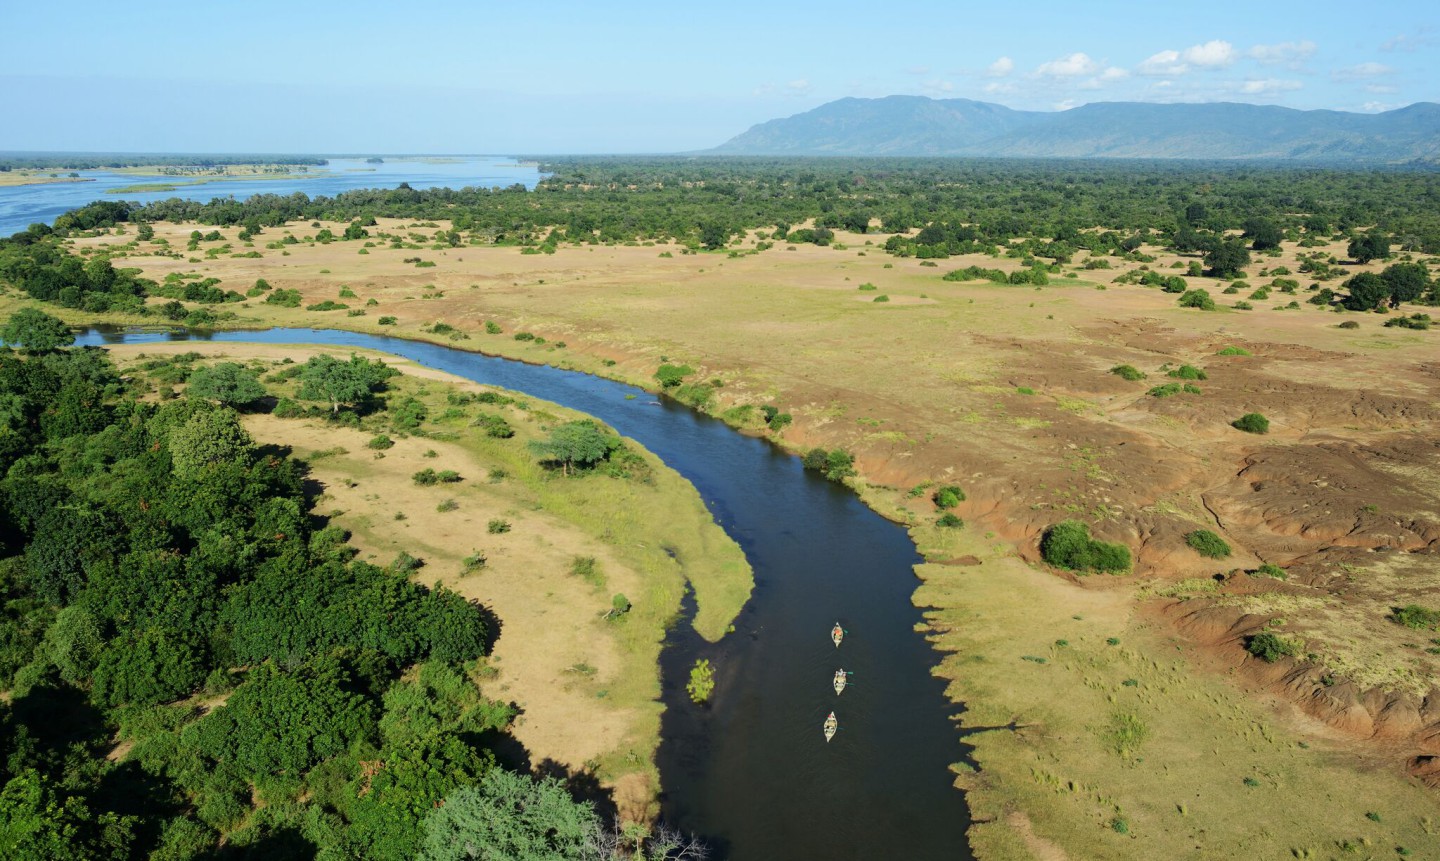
[0,340,635,859]
[8,157,1440,253]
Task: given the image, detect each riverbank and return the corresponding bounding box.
[14,211,1440,856]
[104,340,753,823]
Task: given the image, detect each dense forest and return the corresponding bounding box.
[8,157,1439,252]
[0,318,688,860]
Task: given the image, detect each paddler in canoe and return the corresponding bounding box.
[831,623,844,647]
[833,669,847,695]
[823,711,838,742]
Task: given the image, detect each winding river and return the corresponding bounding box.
[76,327,973,861]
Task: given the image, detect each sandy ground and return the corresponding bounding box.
[62,219,1440,855]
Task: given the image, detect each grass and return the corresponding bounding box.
[911,526,1440,861]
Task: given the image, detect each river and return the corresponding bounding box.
[0,157,541,238]
[74,326,973,861]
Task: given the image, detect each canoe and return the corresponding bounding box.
[833,669,847,695]
[831,624,843,648]
[824,711,838,742]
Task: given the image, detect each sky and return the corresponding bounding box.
[1,0,1435,154]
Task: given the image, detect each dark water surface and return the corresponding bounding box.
[0,157,540,237]
[75,327,973,861]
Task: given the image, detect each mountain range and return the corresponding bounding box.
[707,96,1440,163]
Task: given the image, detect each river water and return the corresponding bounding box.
[0,157,541,238]
[74,327,973,861]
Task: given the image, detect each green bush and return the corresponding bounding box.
[1178,289,1216,310]
[484,321,502,334]
[412,468,439,486]
[936,513,964,528]
[1216,345,1251,356]
[932,485,965,509]
[367,434,395,450]
[487,519,511,535]
[377,316,397,325]
[1254,563,1287,580]
[1231,413,1270,434]
[1392,605,1440,630]
[1039,521,1132,574]
[654,363,695,387]
[1185,530,1231,559]
[305,300,349,312]
[1110,364,1145,381]
[1166,364,1207,380]
[1245,632,1300,662]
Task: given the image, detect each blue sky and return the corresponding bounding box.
[1,0,1434,153]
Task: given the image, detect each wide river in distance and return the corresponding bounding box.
[0,156,541,237]
[76,327,974,861]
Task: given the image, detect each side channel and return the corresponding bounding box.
[77,327,974,861]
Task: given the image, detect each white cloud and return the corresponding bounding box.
[986,56,1014,77]
[785,79,811,95]
[1365,83,1399,94]
[906,65,931,75]
[1138,50,1186,76]
[1381,29,1434,53]
[1332,62,1393,81]
[1036,52,1100,77]
[1182,40,1238,68]
[1098,66,1130,82]
[1247,41,1316,66]
[983,81,1015,95]
[1361,101,1399,112]
[1238,78,1302,95]
[1054,99,1080,111]
[922,79,954,95]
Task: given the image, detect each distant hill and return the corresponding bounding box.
[708,96,1440,163]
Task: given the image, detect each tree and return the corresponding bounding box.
[297,354,373,414]
[1039,521,1131,573]
[167,408,254,476]
[1341,272,1389,311]
[528,421,618,476]
[1,309,73,353]
[1347,232,1390,264]
[1184,202,1208,225]
[1380,262,1430,308]
[698,222,729,251]
[418,770,599,861]
[1203,242,1250,279]
[186,362,267,408]
[1242,218,1283,251]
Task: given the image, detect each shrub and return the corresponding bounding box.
[1384,313,1432,330]
[1185,530,1231,559]
[472,412,514,438]
[305,300,349,312]
[487,519,511,535]
[1178,289,1216,310]
[932,485,965,509]
[1246,632,1300,662]
[484,321,502,335]
[412,468,439,486]
[1254,563,1287,580]
[936,513,964,528]
[264,288,302,307]
[654,363,695,388]
[1231,413,1270,434]
[687,659,715,703]
[1166,364,1207,380]
[1040,521,1132,574]
[1216,345,1251,356]
[513,332,535,342]
[367,434,395,450]
[436,499,458,512]
[1110,364,1145,381]
[377,316,397,325]
[1392,605,1440,630]
[437,470,462,483]
[1337,320,1360,329]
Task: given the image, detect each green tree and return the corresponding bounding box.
[1380,262,1430,308]
[1242,217,1282,251]
[1347,232,1390,264]
[0,770,91,859]
[1,309,73,354]
[297,354,372,414]
[167,408,254,476]
[528,421,618,476]
[1341,272,1389,311]
[186,362,267,408]
[418,770,599,861]
[1039,521,1131,574]
[1203,242,1250,279]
